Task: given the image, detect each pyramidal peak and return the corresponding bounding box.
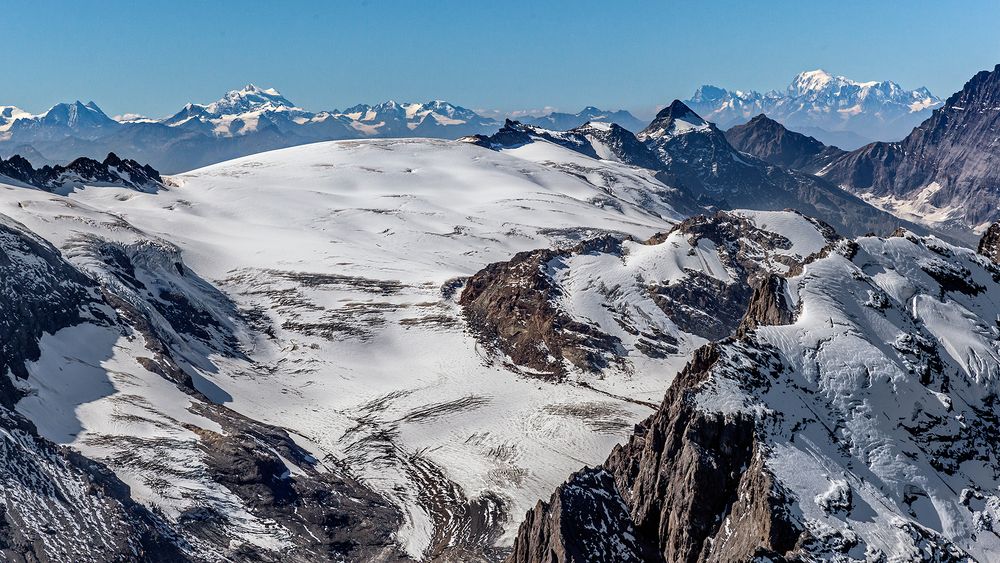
[638,100,709,140]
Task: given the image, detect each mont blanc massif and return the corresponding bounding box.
[3,63,1000,563]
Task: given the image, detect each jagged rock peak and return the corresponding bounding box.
[0,152,162,191]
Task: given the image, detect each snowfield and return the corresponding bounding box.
[0,137,694,557]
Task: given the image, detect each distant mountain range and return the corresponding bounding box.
[0,87,644,174]
[719,64,1000,241]
[685,70,943,148]
[0,71,946,173]
[524,106,645,132]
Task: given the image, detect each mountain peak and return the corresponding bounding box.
[204,85,296,116]
[639,100,709,140]
[685,70,942,146]
[39,100,116,129]
[690,85,729,103]
[725,113,843,171]
[787,69,846,96]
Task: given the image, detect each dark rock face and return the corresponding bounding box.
[724,114,846,173]
[506,467,654,563]
[650,270,750,341]
[506,345,803,563]
[0,214,102,406]
[977,222,1000,263]
[737,274,796,337]
[0,152,162,191]
[820,64,1000,229]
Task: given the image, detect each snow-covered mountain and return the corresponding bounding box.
[817,64,1000,237]
[524,106,646,132]
[0,85,504,173]
[0,105,33,132]
[686,70,943,148]
[720,65,1000,244]
[506,216,1000,562]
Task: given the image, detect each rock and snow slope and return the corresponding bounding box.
[1,130,996,561]
[469,106,926,241]
[0,137,708,560]
[506,225,1000,562]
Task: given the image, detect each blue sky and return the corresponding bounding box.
[3,0,999,119]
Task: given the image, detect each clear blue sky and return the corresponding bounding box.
[2,0,998,119]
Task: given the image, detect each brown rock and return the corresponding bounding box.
[506,344,803,563]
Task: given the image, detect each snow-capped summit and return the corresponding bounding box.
[41,101,117,129]
[203,83,298,116]
[785,68,845,96]
[4,100,121,141]
[785,69,929,113]
[0,105,33,132]
[685,70,943,147]
[637,100,710,141]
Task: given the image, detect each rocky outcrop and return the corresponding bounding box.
[737,274,796,337]
[461,212,834,378]
[977,222,1000,263]
[506,345,804,563]
[460,240,625,377]
[506,467,654,563]
[0,152,162,191]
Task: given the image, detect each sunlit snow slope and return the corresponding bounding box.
[0,138,695,559]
